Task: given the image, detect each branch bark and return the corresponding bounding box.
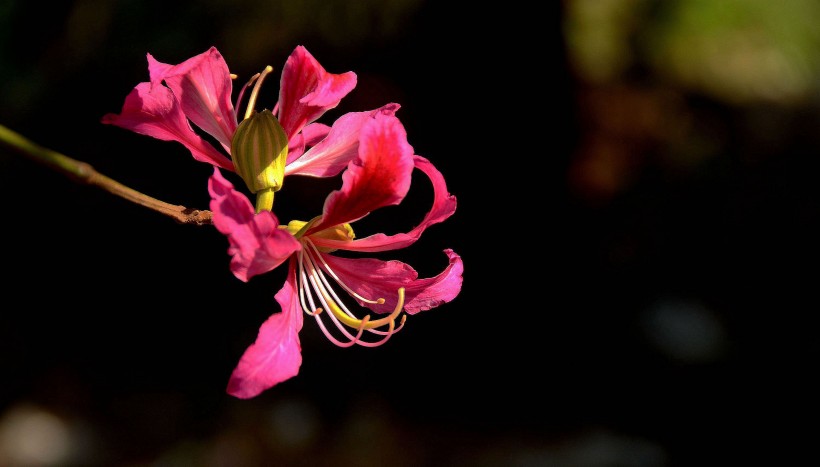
[0,124,212,226]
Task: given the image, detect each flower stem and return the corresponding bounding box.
[0,124,212,226]
[255,187,274,213]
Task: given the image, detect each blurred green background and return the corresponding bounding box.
[1,0,818,466]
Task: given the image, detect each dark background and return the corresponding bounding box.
[1,1,818,466]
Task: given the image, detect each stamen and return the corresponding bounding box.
[235,72,260,114]
[305,262,366,346]
[312,312,368,348]
[318,294,394,347]
[297,249,323,316]
[354,315,404,348]
[305,250,401,330]
[303,252,352,324]
[305,240,385,305]
[296,240,407,347]
[367,314,407,336]
[244,66,274,120]
[313,260,405,331]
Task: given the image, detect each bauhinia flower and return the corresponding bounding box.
[102,45,397,211]
[209,109,463,399]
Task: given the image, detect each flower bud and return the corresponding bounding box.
[231,109,288,194]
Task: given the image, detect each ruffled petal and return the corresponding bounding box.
[276,46,357,139]
[227,260,303,398]
[312,155,457,253]
[285,104,400,178]
[307,112,414,233]
[321,249,463,315]
[208,168,301,282]
[148,47,238,149]
[101,82,234,170]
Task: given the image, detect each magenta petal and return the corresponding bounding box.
[285,104,400,178]
[148,47,238,149]
[102,82,234,170]
[313,155,457,253]
[321,249,463,315]
[208,168,301,282]
[286,122,330,164]
[400,249,463,314]
[308,112,414,233]
[276,46,357,139]
[227,261,303,399]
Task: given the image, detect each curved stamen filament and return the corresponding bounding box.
[312,312,369,348]
[305,240,385,305]
[296,241,406,347]
[322,307,404,348]
[303,247,404,330]
[366,315,408,336]
[297,249,323,316]
[234,72,259,115]
[244,66,274,120]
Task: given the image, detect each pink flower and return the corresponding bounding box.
[102,45,396,199]
[209,110,463,399]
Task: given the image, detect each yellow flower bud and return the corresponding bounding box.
[231,109,288,198]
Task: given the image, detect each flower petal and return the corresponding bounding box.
[286,122,330,164]
[101,82,234,170]
[321,249,463,315]
[313,155,457,252]
[285,104,400,178]
[208,168,301,282]
[148,47,238,149]
[307,112,414,233]
[227,260,303,398]
[276,46,357,139]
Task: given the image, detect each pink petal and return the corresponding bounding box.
[208,168,301,282]
[285,104,400,178]
[307,112,414,233]
[312,155,457,253]
[227,260,304,398]
[276,46,357,139]
[286,122,330,164]
[321,249,463,315]
[101,82,234,170]
[401,249,463,314]
[148,47,238,149]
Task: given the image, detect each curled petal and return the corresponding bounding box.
[401,249,463,314]
[148,47,238,149]
[101,82,234,170]
[285,104,400,178]
[276,46,357,139]
[313,155,457,253]
[307,112,414,233]
[321,249,463,315]
[208,168,301,282]
[227,260,304,399]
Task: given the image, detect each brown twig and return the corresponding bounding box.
[0,124,212,226]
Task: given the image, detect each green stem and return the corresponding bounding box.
[0,124,212,226]
[255,187,274,213]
